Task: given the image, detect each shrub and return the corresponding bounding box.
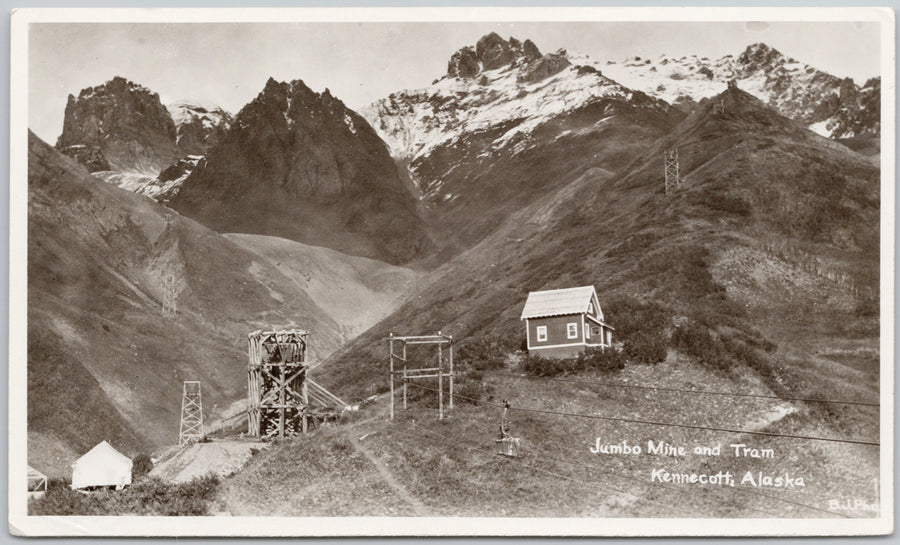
[132,453,154,480]
[604,296,670,365]
[578,347,626,372]
[691,191,752,216]
[522,354,579,377]
[29,475,221,516]
[523,347,625,377]
[455,335,516,372]
[855,297,879,317]
[670,323,729,372]
[622,332,668,365]
[670,321,776,382]
[604,297,670,343]
[455,379,492,405]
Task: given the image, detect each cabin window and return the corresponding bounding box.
[606,329,612,345]
[536,326,548,342]
[591,326,602,338]
[584,323,591,339]
[567,323,578,339]
[587,302,593,315]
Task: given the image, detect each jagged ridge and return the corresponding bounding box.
[602,43,880,138]
[169,77,433,265]
[56,76,178,172]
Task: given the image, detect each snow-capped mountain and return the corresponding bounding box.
[167,100,232,156]
[363,33,666,168]
[602,43,879,138]
[54,78,234,197]
[361,33,680,256]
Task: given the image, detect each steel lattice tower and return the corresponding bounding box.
[179,381,203,445]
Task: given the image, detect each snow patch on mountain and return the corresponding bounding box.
[361,47,637,163]
[601,43,877,138]
[92,169,160,195]
[167,100,230,130]
[140,155,205,201]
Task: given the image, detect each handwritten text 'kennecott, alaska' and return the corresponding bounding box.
[589,438,806,489]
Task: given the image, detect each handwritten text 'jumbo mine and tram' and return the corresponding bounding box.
[590,438,806,489]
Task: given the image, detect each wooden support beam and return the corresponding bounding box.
[387,331,457,420]
[389,334,395,420]
[402,367,443,374]
[402,342,408,411]
[438,331,444,420]
[449,337,454,410]
[390,335,444,340]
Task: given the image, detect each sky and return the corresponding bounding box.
[28,21,881,143]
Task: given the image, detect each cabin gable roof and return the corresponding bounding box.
[520,286,599,320]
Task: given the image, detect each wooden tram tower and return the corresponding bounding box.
[664,148,681,195]
[162,273,177,317]
[178,381,204,445]
[388,332,455,419]
[247,330,310,439]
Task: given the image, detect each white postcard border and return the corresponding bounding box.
[8,5,895,537]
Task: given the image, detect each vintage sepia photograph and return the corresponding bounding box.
[9,6,894,536]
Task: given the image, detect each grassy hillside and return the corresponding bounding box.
[218,356,877,517]
[306,88,879,516]
[321,87,878,402]
[27,131,419,476]
[416,95,684,264]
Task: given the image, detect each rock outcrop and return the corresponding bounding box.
[169,78,433,265]
[56,76,177,171]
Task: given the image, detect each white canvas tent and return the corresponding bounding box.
[71,441,133,490]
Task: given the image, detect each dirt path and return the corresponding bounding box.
[344,430,429,516]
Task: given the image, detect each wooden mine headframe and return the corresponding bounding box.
[247,330,309,439]
[388,332,454,420]
[664,148,681,195]
[178,381,204,445]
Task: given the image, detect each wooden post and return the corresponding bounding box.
[438,331,444,420]
[402,342,408,410]
[389,333,394,420]
[448,336,454,410]
[278,364,285,438]
[302,368,309,434]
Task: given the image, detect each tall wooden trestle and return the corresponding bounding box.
[248,330,309,439]
[388,332,455,420]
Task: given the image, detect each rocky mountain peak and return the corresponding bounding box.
[168,77,432,265]
[56,76,177,171]
[737,42,788,71]
[166,99,231,156]
[448,33,549,78]
[245,77,347,123]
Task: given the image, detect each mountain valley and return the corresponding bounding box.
[27,31,883,518]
